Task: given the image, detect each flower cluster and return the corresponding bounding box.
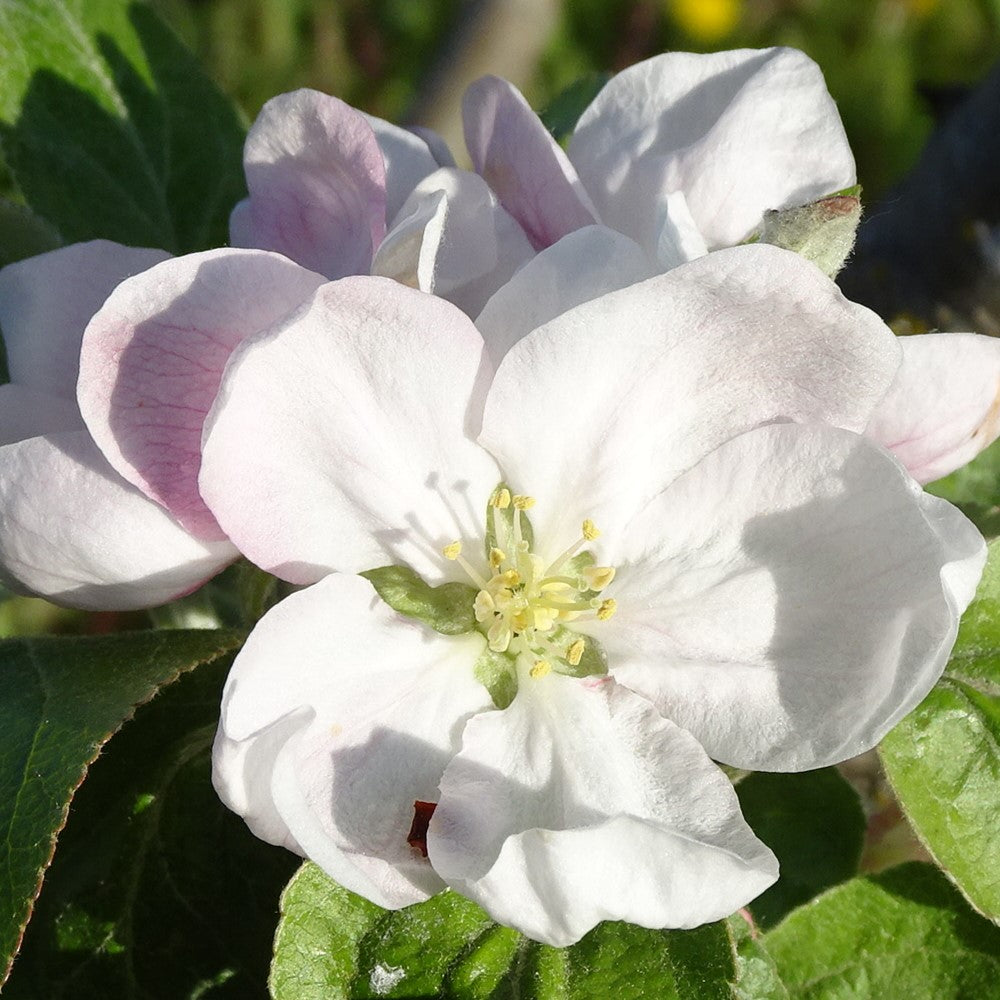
[1,47,997,946]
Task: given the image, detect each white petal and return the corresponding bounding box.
[479,244,899,562]
[78,249,325,541]
[463,75,598,249]
[214,573,492,908]
[866,332,1000,484]
[360,112,441,223]
[201,277,501,584]
[655,190,709,271]
[430,674,777,946]
[372,168,535,317]
[408,126,457,169]
[231,89,387,279]
[0,430,235,610]
[593,422,985,770]
[475,224,655,367]
[569,48,855,253]
[0,240,169,399]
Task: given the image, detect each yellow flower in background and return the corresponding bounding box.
[669,0,741,42]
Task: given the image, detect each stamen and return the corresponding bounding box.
[582,519,600,541]
[566,638,586,666]
[530,659,552,679]
[442,539,488,588]
[489,547,506,569]
[582,565,616,592]
[512,495,536,509]
[442,541,462,561]
[597,598,617,621]
[491,488,512,509]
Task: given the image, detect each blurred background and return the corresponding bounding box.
[149,0,1000,201]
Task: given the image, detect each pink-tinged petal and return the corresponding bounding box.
[231,89,387,279]
[201,277,501,585]
[430,674,777,946]
[475,225,654,367]
[866,332,1000,484]
[0,384,82,445]
[0,430,235,610]
[480,244,899,563]
[78,249,325,542]
[359,113,443,223]
[214,573,492,908]
[372,168,535,317]
[591,422,984,771]
[569,48,855,254]
[463,75,598,250]
[0,241,169,400]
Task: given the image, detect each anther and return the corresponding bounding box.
[530,660,552,679]
[582,565,616,591]
[582,519,600,541]
[513,495,536,510]
[442,541,462,560]
[491,488,512,509]
[597,598,617,621]
[566,638,586,666]
[489,547,506,568]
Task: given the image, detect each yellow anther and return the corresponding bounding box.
[566,638,586,666]
[582,519,600,541]
[489,547,506,568]
[597,598,618,621]
[512,494,536,509]
[442,541,463,561]
[500,569,520,587]
[530,660,552,679]
[491,488,512,509]
[473,590,496,622]
[582,565,616,592]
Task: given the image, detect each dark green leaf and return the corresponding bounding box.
[0,0,246,252]
[539,73,610,144]
[270,863,739,999]
[0,627,244,986]
[0,196,61,266]
[361,565,478,636]
[881,539,1000,922]
[3,644,294,999]
[764,863,1000,999]
[735,769,865,928]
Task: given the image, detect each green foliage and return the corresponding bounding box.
[881,538,1000,922]
[727,914,789,1000]
[2,646,295,999]
[473,645,517,710]
[0,196,61,266]
[0,627,244,986]
[927,437,1000,539]
[0,0,246,252]
[361,565,478,636]
[736,769,866,929]
[764,863,1000,998]
[270,863,741,1000]
[539,73,610,144]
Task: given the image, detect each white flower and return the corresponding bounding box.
[189,244,983,945]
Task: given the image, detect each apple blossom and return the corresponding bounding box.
[0,242,325,610]
[463,47,858,272]
[229,89,534,316]
[193,244,983,945]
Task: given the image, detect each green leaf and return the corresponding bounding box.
[473,645,517,709]
[0,627,244,986]
[735,769,865,928]
[727,914,789,1000]
[926,436,1000,539]
[0,0,246,252]
[759,194,861,278]
[0,196,61,266]
[2,644,295,999]
[270,863,739,1000]
[764,863,1000,999]
[361,565,478,636]
[881,539,1000,922]
[539,73,610,144]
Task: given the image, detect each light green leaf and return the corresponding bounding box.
[759,193,861,278]
[2,644,294,998]
[361,565,478,636]
[727,914,789,1000]
[270,863,739,1000]
[764,863,1000,999]
[926,436,1000,539]
[473,645,517,709]
[735,769,865,928]
[881,538,1000,922]
[0,627,244,986]
[0,0,246,252]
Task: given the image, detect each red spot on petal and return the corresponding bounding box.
[407,800,437,858]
